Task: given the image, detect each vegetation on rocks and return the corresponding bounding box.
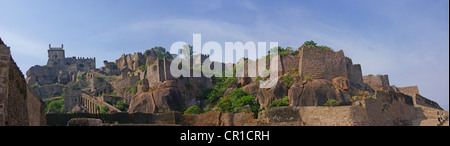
[217,88,260,116]
[301,40,333,51]
[270,96,289,107]
[184,105,203,114]
[324,99,340,106]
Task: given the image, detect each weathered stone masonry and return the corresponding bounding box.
[0,38,46,126]
[298,46,363,83]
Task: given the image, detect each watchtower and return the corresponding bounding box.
[47,44,65,67]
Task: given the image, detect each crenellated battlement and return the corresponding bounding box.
[48,44,63,50]
[46,44,95,71]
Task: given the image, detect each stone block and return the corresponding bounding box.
[67,118,102,126]
[0,54,9,61]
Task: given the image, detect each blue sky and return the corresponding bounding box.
[0,0,448,110]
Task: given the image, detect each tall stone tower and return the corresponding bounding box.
[47,44,65,67]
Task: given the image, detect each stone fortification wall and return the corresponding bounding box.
[147,57,174,88]
[260,90,432,126]
[414,94,443,110]
[398,86,420,97]
[1,40,46,126]
[298,46,362,83]
[47,112,181,126]
[363,75,392,91]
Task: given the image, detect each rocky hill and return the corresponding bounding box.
[16,39,449,126]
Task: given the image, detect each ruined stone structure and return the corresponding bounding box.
[147,57,173,87]
[47,44,95,71]
[363,74,393,91]
[27,44,96,86]
[398,86,420,97]
[396,85,442,110]
[13,37,444,126]
[81,93,121,114]
[362,75,442,110]
[0,38,46,126]
[298,46,363,83]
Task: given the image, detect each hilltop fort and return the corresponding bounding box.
[0,36,447,126]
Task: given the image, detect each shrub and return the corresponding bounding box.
[232,95,260,115]
[217,97,233,113]
[324,99,340,106]
[77,71,87,80]
[206,76,235,103]
[137,65,147,71]
[77,74,85,80]
[31,84,40,88]
[96,76,104,82]
[184,81,191,88]
[317,45,332,50]
[99,105,110,114]
[47,98,65,113]
[216,88,261,116]
[115,101,129,111]
[203,105,212,112]
[224,77,237,87]
[270,96,289,107]
[352,90,370,99]
[228,88,248,100]
[282,74,293,88]
[207,87,226,103]
[254,76,263,82]
[301,40,332,51]
[129,84,138,95]
[304,75,312,81]
[184,105,203,114]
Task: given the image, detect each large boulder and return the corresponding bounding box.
[289,79,350,106]
[128,87,184,113]
[26,65,58,85]
[242,79,288,108]
[57,70,71,84]
[71,104,89,113]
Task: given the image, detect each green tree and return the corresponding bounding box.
[47,99,65,113]
[217,97,233,113]
[302,40,317,47]
[151,46,173,59]
[228,88,248,101]
[232,95,260,115]
[216,88,261,117]
[224,77,237,87]
[184,105,203,114]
